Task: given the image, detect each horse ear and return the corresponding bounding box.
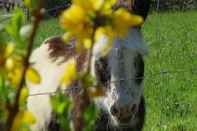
[132,0,150,20]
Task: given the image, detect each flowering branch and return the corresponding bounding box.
[59,0,144,130]
[6,1,44,130]
[72,25,97,131]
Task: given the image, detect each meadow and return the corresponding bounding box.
[143,11,197,131]
[33,11,197,131]
[2,10,197,130]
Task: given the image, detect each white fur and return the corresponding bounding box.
[27,43,67,131]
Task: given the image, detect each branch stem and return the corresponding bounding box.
[6,3,44,130]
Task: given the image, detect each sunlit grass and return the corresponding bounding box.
[33,18,64,48]
[143,11,197,131]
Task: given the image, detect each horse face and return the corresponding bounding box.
[92,28,145,126]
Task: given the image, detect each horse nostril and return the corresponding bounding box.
[110,105,119,116]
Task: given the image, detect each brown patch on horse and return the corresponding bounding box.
[45,36,76,62]
[44,36,88,72]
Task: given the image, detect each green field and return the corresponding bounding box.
[33,11,197,131]
[143,11,197,131]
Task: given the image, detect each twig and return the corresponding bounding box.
[72,25,98,131]
[6,1,44,130]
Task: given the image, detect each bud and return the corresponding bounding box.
[20,24,33,39]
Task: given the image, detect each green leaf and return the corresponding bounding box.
[83,104,98,131]
[5,7,25,44]
[83,74,97,88]
[0,75,7,97]
[0,75,4,89]
[50,91,71,130]
[50,91,71,114]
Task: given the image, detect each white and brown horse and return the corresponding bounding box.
[27,0,150,131]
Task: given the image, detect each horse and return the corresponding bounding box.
[27,0,150,130]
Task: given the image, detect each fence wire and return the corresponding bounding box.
[28,67,197,97]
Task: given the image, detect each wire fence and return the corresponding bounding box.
[28,67,197,96]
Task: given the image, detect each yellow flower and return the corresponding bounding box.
[60,4,93,44]
[60,0,143,55]
[62,32,73,43]
[0,43,15,68]
[61,58,77,87]
[101,0,117,14]
[5,57,14,71]
[25,67,41,84]
[5,54,25,86]
[60,4,87,30]
[95,26,114,41]
[8,68,23,86]
[4,43,15,58]
[113,8,144,36]
[83,38,92,49]
[19,87,29,106]
[11,110,36,131]
[92,0,105,10]
[94,27,114,56]
[22,111,36,125]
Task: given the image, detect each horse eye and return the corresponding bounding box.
[94,57,111,87]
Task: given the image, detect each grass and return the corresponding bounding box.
[143,11,197,131]
[1,10,197,130]
[33,18,64,47]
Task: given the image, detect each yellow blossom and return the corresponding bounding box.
[101,0,117,14]
[83,38,92,49]
[60,4,93,43]
[19,87,29,106]
[11,110,36,131]
[4,43,15,58]
[25,67,41,84]
[60,4,87,30]
[95,26,114,41]
[113,8,144,36]
[60,0,144,55]
[5,57,14,71]
[62,32,73,43]
[8,68,23,86]
[94,27,114,56]
[61,58,77,87]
